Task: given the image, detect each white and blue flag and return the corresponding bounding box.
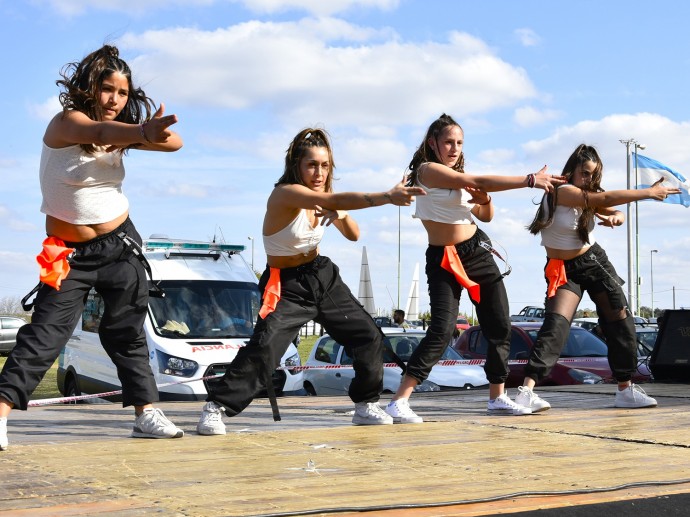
[635,154,690,207]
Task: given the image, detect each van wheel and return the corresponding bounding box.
[303,382,317,396]
[63,374,82,404]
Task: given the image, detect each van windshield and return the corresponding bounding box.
[149,280,261,339]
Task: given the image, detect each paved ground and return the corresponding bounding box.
[1,383,689,516]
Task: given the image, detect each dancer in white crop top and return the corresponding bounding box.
[0,45,184,451]
[196,128,425,434]
[383,113,565,424]
[514,144,678,413]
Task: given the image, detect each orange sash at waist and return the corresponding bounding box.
[440,245,480,303]
[258,267,281,319]
[545,258,567,298]
[37,236,75,290]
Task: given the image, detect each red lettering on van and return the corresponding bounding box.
[190,344,242,353]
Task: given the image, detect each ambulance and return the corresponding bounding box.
[57,236,303,401]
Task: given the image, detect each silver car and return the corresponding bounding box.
[302,328,488,396]
[0,316,26,355]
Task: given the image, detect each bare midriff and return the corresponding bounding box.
[421,220,477,247]
[45,212,129,243]
[545,245,592,261]
[266,247,319,269]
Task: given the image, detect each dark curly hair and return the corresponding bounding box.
[56,45,155,154]
[527,144,604,244]
[275,128,335,192]
[406,113,465,186]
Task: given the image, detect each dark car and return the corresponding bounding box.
[0,316,26,355]
[452,322,651,387]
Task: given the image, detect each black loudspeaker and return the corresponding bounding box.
[649,310,690,382]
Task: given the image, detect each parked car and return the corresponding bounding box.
[452,322,651,387]
[373,316,392,327]
[302,328,488,396]
[572,317,598,331]
[0,316,26,355]
[575,318,658,358]
[456,317,470,331]
[58,237,303,401]
[635,325,659,356]
[510,306,545,322]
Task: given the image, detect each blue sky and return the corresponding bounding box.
[2,0,690,318]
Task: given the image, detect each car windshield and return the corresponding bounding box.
[383,334,461,362]
[524,327,608,357]
[636,329,658,355]
[148,280,260,339]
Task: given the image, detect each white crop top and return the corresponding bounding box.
[39,143,129,225]
[413,169,474,224]
[540,187,596,249]
[263,210,325,257]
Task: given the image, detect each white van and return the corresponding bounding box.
[57,236,303,401]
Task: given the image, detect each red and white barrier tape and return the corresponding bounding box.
[28,357,607,406]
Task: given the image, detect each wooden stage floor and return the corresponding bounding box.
[1,383,689,516]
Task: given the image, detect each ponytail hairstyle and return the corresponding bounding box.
[527,144,604,243]
[406,113,464,186]
[56,44,155,154]
[275,128,335,192]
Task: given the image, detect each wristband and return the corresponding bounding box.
[139,123,152,143]
[477,195,492,206]
[526,173,536,188]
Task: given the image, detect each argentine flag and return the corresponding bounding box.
[635,154,690,207]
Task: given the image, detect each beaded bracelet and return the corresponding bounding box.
[526,173,536,188]
[139,122,152,143]
[477,195,492,206]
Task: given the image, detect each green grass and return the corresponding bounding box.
[0,357,62,400]
[297,334,318,362]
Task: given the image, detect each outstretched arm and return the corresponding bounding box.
[419,163,565,193]
[44,103,182,152]
[271,180,425,212]
[558,178,681,209]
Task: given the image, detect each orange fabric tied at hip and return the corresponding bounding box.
[440,245,480,303]
[258,267,281,319]
[37,236,76,291]
[545,258,567,298]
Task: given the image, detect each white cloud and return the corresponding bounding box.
[28,96,61,122]
[0,206,38,233]
[38,0,214,17]
[38,0,398,17]
[121,22,537,127]
[514,106,563,127]
[238,0,400,16]
[477,148,516,164]
[514,28,541,47]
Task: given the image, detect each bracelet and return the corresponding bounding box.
[477,195,492,206]
[526,173,536,188]
[139,122,152,143]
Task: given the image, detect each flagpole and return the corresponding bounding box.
[633,143,646,316]
[619,139,637,316]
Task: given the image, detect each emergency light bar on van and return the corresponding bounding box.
[144,240,245,252]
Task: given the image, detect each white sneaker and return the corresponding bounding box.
[352,402,394,425]
[515,386,551,413]
[385,399,423,424]
[197,401,227,435]
[614,384,657,408]
[0,417,7,451]
[132,408,184,438]
[487,393,532,416]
